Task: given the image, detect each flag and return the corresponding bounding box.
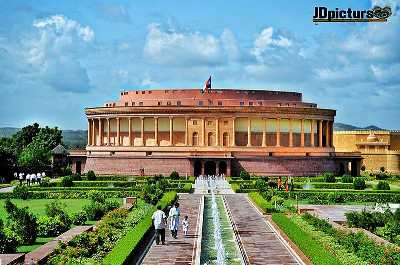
[204,76,211,92]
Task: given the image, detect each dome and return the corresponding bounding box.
[366,132,378,142]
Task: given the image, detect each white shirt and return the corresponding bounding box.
[152,210,166,229]
[182,219,189,229]
[37,173,41,178]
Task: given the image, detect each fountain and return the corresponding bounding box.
[194,175,233,194]
[199,176,244,265]
[303,178,313,190]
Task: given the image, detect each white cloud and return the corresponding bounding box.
[144,23,223,65]
[251,27,292,62]
[221,28,240,61]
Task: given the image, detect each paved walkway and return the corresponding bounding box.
[140,194,203,265]
[298,205,374,222]
[225,194,302,265]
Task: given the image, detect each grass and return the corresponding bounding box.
[248,192,276,213]
[17,237,54,252]
[0,198,91,220]
[272,213,343,265]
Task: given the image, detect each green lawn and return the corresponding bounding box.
[17,237,54,253]
[0,198,91,220]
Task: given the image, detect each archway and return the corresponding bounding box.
[204,161,216,176]
[192,132,199,146]
[207,132,214,146]
[218,161,227,175]
[194,161,202,177]
[76,161,82,175]
[338,162,345,176]
[222,132,229,147]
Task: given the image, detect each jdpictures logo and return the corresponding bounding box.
[313,6,392,23]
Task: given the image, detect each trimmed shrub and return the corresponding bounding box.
[37,215,70,237]
[239,170,250,180]
[40,177,54,187]
[4,199,37,244]
[272,213,343,265]
[341,175,353,183]
[87,170,96,181]
[169,171,179,180]
[71,211,88,225]
[12,185,29,200]
[353,177,366,190]
[249,192,276,213]
[61,175,74,187]
[375,180,390,190]
[323,173,336,183]
[0,219,19,253]
[72,173,82,181]
[254,178,268,192]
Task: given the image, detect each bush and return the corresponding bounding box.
[272,213,342,265]
[169,171,179,180]
[71,211,87,225]
[353,177,366,190]
[341,175,353,183]
[40,177,54,187]
[375,180,390,190]
[12,185,29,200]
[0,220,19,253]
[4,199,37,244]
[375,172,390,180]
[72,173,82,181]
[37,215,71,237]
[254,178,268,192]
[239,170,250,180]
[323,173,336,183]
[87,170,96,181]
[62,175,74,187]
[84,199,120,221]
[63,166,73,176]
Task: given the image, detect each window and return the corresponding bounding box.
[249,102,253,106]
[132,102,135,106]
[157,101,162,106]
[224,120,228,125]
[207,132,214,146]
[136,91,138,94]
[192,132,199,146]
[148,91,152,94]
[167,101,171,106]
[139,102,143,106]
[258,101,263,106]
[177,101,181,106]
[223,132,229,147]
[198,101,203,106]
[142,91,145,94]
[218,101,223,106]
[208,100,213,105]
[125,102,128,107]
[193,120,198,125]
[207,121,213,126]
[240,101,244,106]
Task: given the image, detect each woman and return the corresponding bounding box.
[168,202,180,239]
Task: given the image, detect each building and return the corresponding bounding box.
[72,88,361,177]
[334,130,400,174]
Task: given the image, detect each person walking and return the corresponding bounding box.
[182,215,189,237]
[152,205,167,245]
[26,174,31,186]
[168,202,180,239]
[18,173,24,186]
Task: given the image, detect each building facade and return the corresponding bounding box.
[334,130,400,174]
[80,89,361,177]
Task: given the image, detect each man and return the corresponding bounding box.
[152,205,167,245]
[168,202,180,239]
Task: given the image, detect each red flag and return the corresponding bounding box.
[204,76,211,92]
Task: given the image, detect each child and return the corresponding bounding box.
[182,215,189,237]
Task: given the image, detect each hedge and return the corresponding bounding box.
[249,192,276,213]
[103,191,177,265]
[0,190,139,199]
[274,190,400,203]
[272,213,343,265]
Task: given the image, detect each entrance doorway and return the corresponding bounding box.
[194,161,202,177]
[218,161,227,175]
[204,161,216,175]
[76,161,82,175]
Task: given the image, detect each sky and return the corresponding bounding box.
[0,0,399,130]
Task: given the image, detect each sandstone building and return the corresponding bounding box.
[334,130,400,174]
[71,88,361,177]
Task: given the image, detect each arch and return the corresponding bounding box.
[204,161,216,176]
[222,132,229,147]
[192,132,199,146]
[207,132,214,146]
[194,160,202,177]
[218,161,227,175]
[76,161,82,175]
[338,163,345,176]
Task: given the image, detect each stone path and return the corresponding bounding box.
[140,194,203,265]
[298,205,374,222]
[225,194,302,265]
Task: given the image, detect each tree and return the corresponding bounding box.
[0,137,17,182]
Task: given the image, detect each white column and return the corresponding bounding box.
[247,117,251,147]
[169,116,173,146]
[215,118,219,146]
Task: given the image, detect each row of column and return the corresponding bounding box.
[88,117,333,148]
[232,117,332,148]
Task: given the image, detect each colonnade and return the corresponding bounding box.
[87,116,333,148]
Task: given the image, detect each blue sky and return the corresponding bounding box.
[0,0,399,129]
